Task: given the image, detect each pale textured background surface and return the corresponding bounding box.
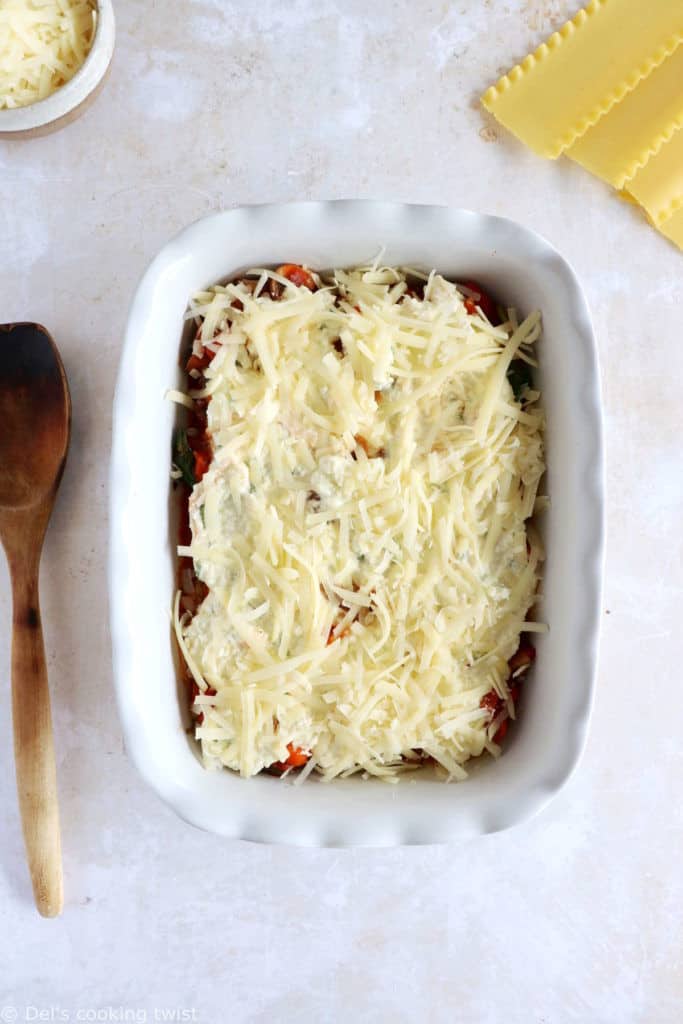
[1,1,682,1021]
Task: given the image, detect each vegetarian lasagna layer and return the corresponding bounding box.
[171,265,545,782]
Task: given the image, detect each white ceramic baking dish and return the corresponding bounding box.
[109,201,604,845]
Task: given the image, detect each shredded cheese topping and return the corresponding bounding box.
[0,0,96,110]
[173,266,545,782]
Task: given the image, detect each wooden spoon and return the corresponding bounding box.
[0,323,71,917]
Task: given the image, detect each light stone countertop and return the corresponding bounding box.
[1,1,682,1021]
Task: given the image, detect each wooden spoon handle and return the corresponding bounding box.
[10,556,63,917]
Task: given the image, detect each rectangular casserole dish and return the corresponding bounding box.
[109,201,604,845]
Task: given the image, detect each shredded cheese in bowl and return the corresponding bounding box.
[0,0,97,110]
[170,265,546,783]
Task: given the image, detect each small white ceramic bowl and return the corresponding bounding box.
[110,201,604,846]
[0,0,115,138]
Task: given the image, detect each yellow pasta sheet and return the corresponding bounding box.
[481,0,683,159]
[568,42,683,188]
[659,207,683,251]
[623,124,683,226]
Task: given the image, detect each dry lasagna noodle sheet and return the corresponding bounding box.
[481,0,683,159]
[481,0,683,250]
[621,124,683,227]
[568,43,683,189]
[659,207,683,250]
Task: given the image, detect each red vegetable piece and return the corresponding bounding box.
[509,639,536,673]
[193,449,211,481]
[285,743,309,767]
[494,719,508,744]
[462,279,500,325]
[187,334,221,373]
[277,264,316,290]
[272,743,310,772]
[480,689,501,713]
[186,351,209,373]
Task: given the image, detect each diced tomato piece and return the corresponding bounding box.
[187,341,221,374]
[285,743,309,767]
[272,743,310,772]
[193,449,211,481]
[186,352,209,373]
[461,279,500,325]
[480,689,501,713]
[494,719,508,744]
[277,264,316,290]
[509,639,536,673]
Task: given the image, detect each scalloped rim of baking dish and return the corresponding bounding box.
[109,201,604,846]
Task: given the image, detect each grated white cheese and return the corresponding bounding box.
[174,267,545,781]
[0,0,96,110]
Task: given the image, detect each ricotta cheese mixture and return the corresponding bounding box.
[171,265,545,782]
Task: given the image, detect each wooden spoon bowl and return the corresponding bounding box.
[0,323,71,917]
